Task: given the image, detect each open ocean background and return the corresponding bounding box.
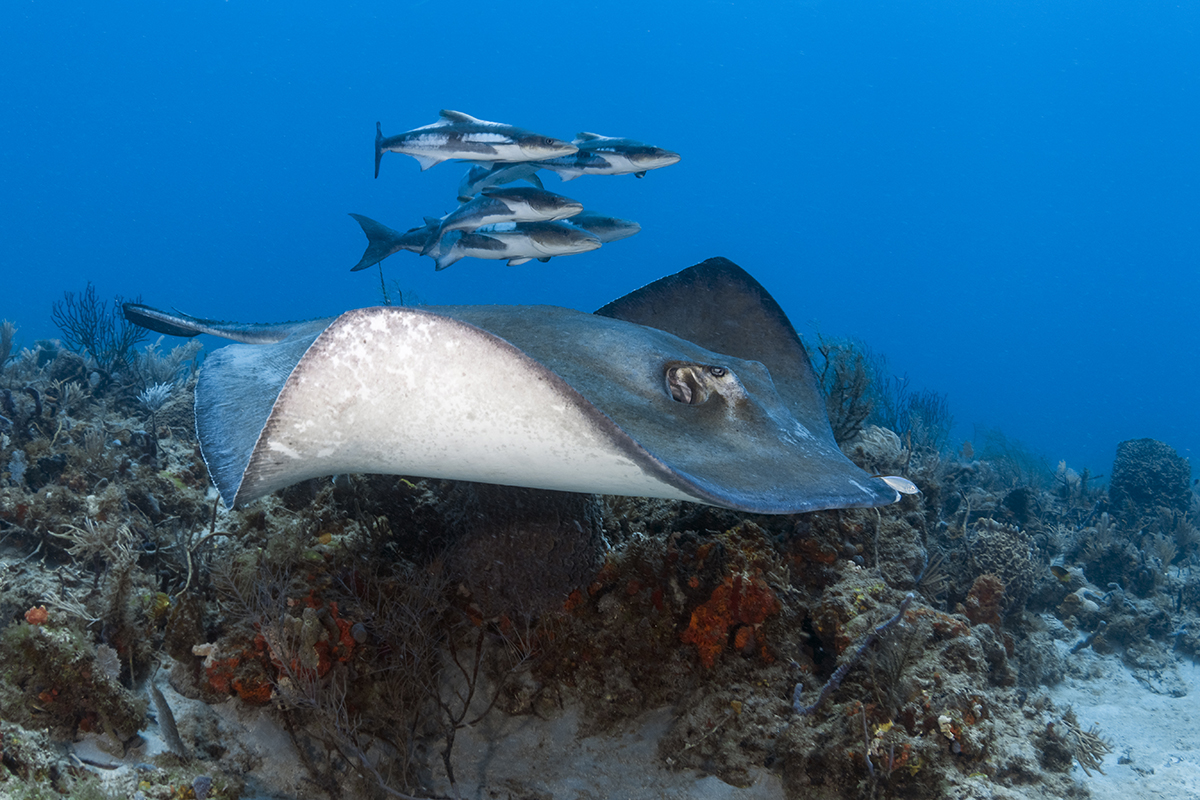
[2,0,1196,480]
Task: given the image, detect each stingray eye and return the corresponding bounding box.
[708,366,727,378]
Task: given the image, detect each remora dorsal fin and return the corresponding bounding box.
[574,132,608,142]
[439,109,482,124]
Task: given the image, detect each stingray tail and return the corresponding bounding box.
[123,303,310,344]
[374,122,385,179]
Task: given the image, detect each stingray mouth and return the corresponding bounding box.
[665,362,744,405]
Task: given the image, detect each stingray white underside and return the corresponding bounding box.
[219,307,699,507]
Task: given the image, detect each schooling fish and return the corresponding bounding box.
[433,221,601,271]
[348,214,438,272]
[457,162,545,202]
[375,110,577,177]
[537,132,681,181]
[421,187,584,256]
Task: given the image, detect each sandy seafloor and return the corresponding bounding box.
[1046,647,1200,800]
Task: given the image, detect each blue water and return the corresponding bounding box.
[2,1,1197,479]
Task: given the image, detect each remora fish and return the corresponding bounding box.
[563,211,641,243]
[421,187,584,256]
[433,221,601,271]
[537,132,681,180]
[524,212,640,264]
[375,110,577,177]
[457,162,545,202]
[348,214,438,272]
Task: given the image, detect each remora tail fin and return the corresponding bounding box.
[374,122,384,179]
[349,213,402,271]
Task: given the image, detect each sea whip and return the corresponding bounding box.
[793,593,915,716]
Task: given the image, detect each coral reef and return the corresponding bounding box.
[1,326,1197,799]
[1108,437,1192,529]
[964,518,1040,616]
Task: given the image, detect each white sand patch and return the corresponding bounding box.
[1048,642,1200,799]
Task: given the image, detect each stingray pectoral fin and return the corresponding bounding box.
[124,303,335,345]
[440,303,898,514]
[198,298,897,514]
[209,307,700,508]
[196,324,327,502]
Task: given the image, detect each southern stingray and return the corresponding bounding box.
[124,258,900,513]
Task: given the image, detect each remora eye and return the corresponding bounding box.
[708,366,727,377]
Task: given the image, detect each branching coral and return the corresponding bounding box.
[51,282,147,374]
[46,519,157,678]
[813,336,873,444]
[131,336,202,388]
[136,382,173,413]
[1060,706,1113,776]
